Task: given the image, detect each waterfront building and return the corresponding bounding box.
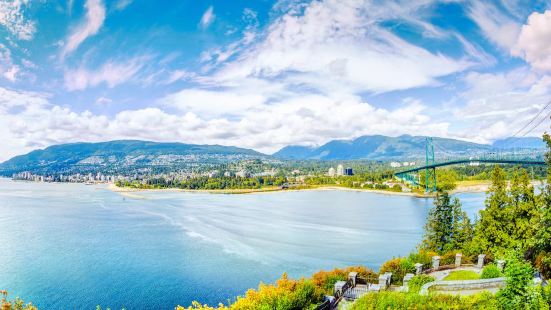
[328,167,336,177]
[337,164,344,176]
[344,167,353,176]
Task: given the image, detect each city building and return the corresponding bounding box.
[328,167,336,177]
[337,164,344,176]
[344,167,353,176]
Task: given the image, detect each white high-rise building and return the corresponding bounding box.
[328,167,336,177]
[337,164,344,176]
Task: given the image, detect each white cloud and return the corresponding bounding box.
[199,6,215,29]
[61,0,105,58]
[0,0,35,40]
[64,58,143,90]
[468,1,521,52]
[205,0,473,94]
[95,96,112,105]
[114,0,132,11]
[454,68,551,143]
[513,10,551,72]
[0,86,451,162]
[0,44,20,82]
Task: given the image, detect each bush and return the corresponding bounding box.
[350,291,498,310]
[180,273,324,310]
[311,266,376,294]
[407,275,434,294]
[481,264,502,279]
[379,257,415,285]
[534,252,551,280]
[0,291,37,310]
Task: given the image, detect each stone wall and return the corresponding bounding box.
[419,277,506,295]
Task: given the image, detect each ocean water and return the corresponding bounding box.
[0,178,485,309]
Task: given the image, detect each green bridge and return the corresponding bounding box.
[395,137,546,193]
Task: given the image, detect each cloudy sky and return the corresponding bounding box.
[1,0,551,161]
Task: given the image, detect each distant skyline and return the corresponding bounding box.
[1,0,551,161]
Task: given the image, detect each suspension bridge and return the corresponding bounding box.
[395,137,547,193]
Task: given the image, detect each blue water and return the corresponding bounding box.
[0,178,486,309]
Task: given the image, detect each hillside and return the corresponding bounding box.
[0,140,267,176]
[273,135,517,160]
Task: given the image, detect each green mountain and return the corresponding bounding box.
[0,140,267,176]
[273,135,495,160]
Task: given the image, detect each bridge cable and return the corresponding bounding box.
[511,99,551,138]
[518,108,551,138]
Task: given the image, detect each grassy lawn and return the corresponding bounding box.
[443,270,480,281]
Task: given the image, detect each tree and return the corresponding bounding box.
[497,252,546,309]
[533,133,551,278]
[472,165,513,255]
[422,192,471,253]
[509,168,538,250]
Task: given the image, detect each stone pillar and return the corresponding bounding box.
[384,272,392,286]
[432,256,441,270]
[403,273,414,292]
[379,274,388,288]
[348,272,358,286]
[334,281,346,294]
[415,263,423,275]
[455,253,462,267]
[497,260,505,271]
[477,254,486,268]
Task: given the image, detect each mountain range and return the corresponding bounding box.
[0,136,545,175]
[0,140,266,176]
[272,135,545,160]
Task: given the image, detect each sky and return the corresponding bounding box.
[1,0,551,161]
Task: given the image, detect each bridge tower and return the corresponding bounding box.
[425,137,437,192]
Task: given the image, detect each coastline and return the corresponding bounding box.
[108,179,539,198]
[108,183,434,198]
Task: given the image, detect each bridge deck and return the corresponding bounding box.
[396,158,546,175]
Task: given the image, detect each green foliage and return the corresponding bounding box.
[497,253,539,309]
[443,270,480,281]
[472,166,514,256]
[0,291,37,310]
[421,191,472,253]
[379,257,415,285]
[350,291,498,310]
[180,273,324,310]
[407,275,434,294]
[480,264,502,279]
[533,133,551,279]
[311,266,377,294]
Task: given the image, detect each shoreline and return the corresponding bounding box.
[108,183,450,198]
[109,179,544,198]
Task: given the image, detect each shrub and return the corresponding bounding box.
[481,264,502,279]
[0,291,37,310]
[379,257,415,285]
[311,266,377,294]
[407,275,434,294]
[180,273,324,310]
[350,291,498,310]
[534,252,551,280]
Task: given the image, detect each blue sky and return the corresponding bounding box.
[1,0,551,160]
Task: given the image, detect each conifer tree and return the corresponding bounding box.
[473,165,513,255]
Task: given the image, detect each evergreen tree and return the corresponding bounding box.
[534,133,551,278]
[422,192,470,253]
[509,168,538,250]
[473,165,513,255]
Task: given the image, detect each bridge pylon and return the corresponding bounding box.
[425,137,437,193]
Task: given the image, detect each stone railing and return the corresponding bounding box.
[414,253,489,275]
[418,277,507,295]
